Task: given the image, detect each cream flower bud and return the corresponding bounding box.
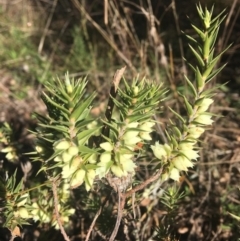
[133,86,139,95]
[139,122,155,132]
[178,141,196,151]
[88,153,98,164]
[123,130,139,140]
[85,169,96,191]
[100,152,111,163]
[124,136,142,146]
[96,165,110,178]
[100,142,113,151]
[70,169,85,189]
[18,207,29,219]
[36,145,44,153]
[126,122,139,128]
[197,98,213,113]
[151,142,167,160]
[66,84,73,94]
[31,204,40,221]
[6,152,14,160]
[111,165,125,177]
[169,167,180,181]
[62,182,70,192]
[119,154,136,173]
[68,146,79,156]
[188,125,205,139]
[180,149,199,160]
[41,212,50,223]
[54,156,62,162]
[62,151,73,163]
[1,146,13,153]
[62,157,80,179]
[195,114,214,125]
[123,160,136,173]
[139,132,152,140]
[119,153,133,162]
[54,140,71,150]
[172,156,193,171]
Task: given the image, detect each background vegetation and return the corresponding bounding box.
[0,0,240,240]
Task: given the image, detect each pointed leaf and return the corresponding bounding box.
[168,107,186,123]
[38,123,69,133]
[191,24,206,41]
[42,92,70,115]
[78,145,98,154]
[77,127,100,146]
[203,34,211,62]
[205,63,227,83]
[183,95,193,116]
[188,44,205,68]
[70,92,96,122]
[76,119,97,129]
[184,75,197,97]
[195,67,204,89]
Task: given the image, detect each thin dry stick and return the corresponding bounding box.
[171,0,187,75]
[87,67,126,240]
[125,168,163,198]
[0,0,22,4]
[71,0,136,73]
[52,179,70,241]
[85,194,110,241]
[108,168,163,241]
[119,1,141,52]
[219,0,237,51]
[100,66,126,141]
[109,189,126,241]
[38,0,58,54]
[104,0,108,25]
[38,18,71,90]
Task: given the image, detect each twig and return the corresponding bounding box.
[125,168,163,198]
[109,188,126,241]
[108,168,163,240]
[171,0,187,75]
[38,0,58,54]
[85,194,110,241]
[219,0,238,52]
[100,66,126,140]
[104,0,108,25]
[71,0,136,72]
[52,178,70,241]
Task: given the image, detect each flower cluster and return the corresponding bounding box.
[150,4,225,182]
[1,174,32,230]
[33,76,100,192]
[52,139,96,190]
[151,97,214,181]
[12,193,30,219]
[0,123,18,162]
[96,79,164,179]
[30,186,75,229]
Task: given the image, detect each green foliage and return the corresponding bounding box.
[0,4,231,241]
[98,78,166,179]
[65,27,93,72]
[150,4,229,182]
[0,171,31,230]
[0,26,51,88]
[0,122,18,162]
[33,74,99,190]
